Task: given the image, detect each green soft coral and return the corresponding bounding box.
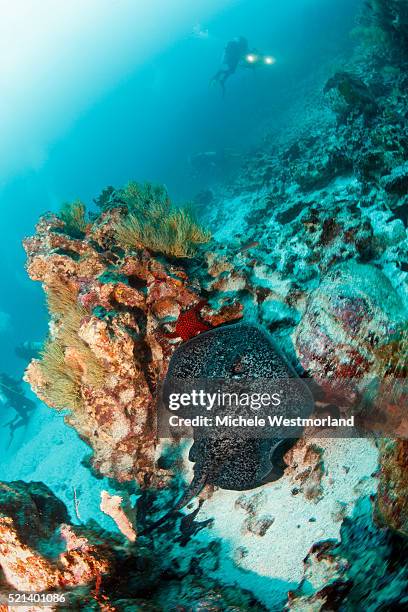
[59,200,88,238]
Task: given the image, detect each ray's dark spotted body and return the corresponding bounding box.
[143,324,314,533]
[167,322,298,380]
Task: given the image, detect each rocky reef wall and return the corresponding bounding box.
[23,187,242,484]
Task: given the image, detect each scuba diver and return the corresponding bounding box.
[211,36,276,95]
[211,36,249,94]
[0,372,36,446]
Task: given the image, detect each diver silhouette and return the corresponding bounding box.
[211,36,249,95]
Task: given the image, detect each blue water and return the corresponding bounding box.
[0,0,359,378]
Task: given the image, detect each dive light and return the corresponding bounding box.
[245,53,276,66]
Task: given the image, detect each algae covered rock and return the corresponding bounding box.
[0,481,117,598]
[286,498,408,611]
[0,481,69,556]
[295,260,407,384]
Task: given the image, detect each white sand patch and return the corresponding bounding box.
[184,437,378,610]
[0,399,120,531]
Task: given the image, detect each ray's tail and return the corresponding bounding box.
[139,471,208,535]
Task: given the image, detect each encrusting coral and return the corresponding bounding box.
[23,182,242,484]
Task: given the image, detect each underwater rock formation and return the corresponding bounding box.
[286,497,408,611]
[0,481,115,596]
[24,184,242,484]
[324,71,377,122]
[0,480,267,610]
[377,439,408,537]
[295,260,406,395]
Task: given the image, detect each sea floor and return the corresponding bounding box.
[0,394,379,609]
[0,395,117,531]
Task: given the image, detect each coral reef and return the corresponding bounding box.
[14,0,408,607]
[23,186,241,484]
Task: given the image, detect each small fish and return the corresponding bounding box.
[192,23,209,40]
[239,240,260,253]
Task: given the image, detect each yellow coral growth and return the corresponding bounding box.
[114,182,211,258]
[59,200,88,237]
[37,276,106,410]
[46,278,78,315]
[38,339,82,411]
